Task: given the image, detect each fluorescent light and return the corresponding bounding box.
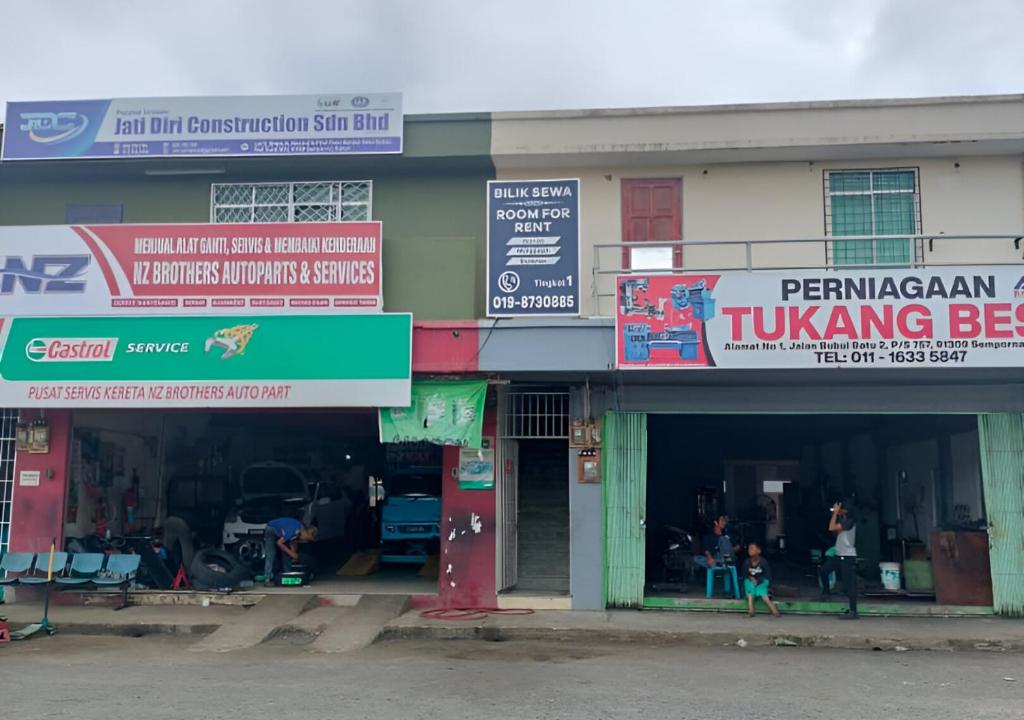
[143,166,226,177]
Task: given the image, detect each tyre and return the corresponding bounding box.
[162,517,195,572]
[190,548,250,589]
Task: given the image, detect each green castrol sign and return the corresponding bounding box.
[0,313,411,408]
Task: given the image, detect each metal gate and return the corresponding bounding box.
[978,413,1024,617]
[496,437,519,592]
[603,411,648,608]
[0,409,19,559]
[496,388,569,593]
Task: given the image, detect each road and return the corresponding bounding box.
[1,635,1021,719]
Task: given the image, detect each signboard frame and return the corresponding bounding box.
[0,222,383,316]
[486,178,581,318]
[616,267,1024,370]
[0,313,413,408]
[2,93,403,161]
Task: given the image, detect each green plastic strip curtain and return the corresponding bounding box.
[978,413,1024,617]
[603,411,647,608]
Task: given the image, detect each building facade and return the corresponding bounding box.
[1,94,1023,615]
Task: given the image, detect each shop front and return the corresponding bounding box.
[599,267,1024,617]
[0,220,498,606]
[4,309,425,590]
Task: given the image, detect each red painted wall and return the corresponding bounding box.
[412,321,480,374]
[10,411,72,553]
[437,395,496,608]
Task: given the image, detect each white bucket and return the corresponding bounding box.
[879,562,902,591]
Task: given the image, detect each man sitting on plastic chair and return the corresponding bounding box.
[694,514,741,598]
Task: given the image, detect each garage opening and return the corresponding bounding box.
[63,410,441,595]
[645,414,991,609]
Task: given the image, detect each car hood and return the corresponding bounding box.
[236,496,308,524]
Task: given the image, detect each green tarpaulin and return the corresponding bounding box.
[379,380,487,447]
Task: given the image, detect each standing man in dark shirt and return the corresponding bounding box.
[819,500,859,619]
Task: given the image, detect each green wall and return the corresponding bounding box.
[0,116,494,320]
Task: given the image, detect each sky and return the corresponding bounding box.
[0,0,1021,114]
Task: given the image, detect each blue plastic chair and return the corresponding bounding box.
[17,552,69,585]
[706,564,740,599]
[92,554,141,610]
[55,553,106,587]
[0,552,36,585]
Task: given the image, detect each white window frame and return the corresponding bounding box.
[824,167,923,266]
[209,180,373,223]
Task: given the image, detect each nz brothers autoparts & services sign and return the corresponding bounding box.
[617,267,1024,369]
[0,223,381,313]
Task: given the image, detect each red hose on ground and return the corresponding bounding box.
[419,607,535,621]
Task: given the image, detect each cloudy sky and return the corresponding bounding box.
[0,0,1020,114]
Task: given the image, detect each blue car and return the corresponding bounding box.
[380,493,441,564]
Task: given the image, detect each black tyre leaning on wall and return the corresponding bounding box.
[190,548,251,589]
[162,516,195,573]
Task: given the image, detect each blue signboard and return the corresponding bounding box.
[1,94,403,161]
[487,179,580,317]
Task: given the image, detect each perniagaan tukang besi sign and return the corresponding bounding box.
[617,266,1024,369]
[0,314,412,408]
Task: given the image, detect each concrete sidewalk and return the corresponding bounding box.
[0,600,245,637]
[4,600,1022,653]
[382,609,1024,653]
[0,594,410,653]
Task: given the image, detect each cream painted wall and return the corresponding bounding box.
[491,97,1024,159]
[497,156,1024,316]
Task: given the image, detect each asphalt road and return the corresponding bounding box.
[1,635,1021,720]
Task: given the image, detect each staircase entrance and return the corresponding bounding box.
[515,440,570,595]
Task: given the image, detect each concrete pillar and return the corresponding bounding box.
[10,410,72,554]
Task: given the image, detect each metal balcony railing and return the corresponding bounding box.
[590,233,1024,316]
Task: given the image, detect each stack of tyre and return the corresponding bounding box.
[162,517,251,590]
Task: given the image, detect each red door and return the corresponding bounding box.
[621,178,682,269]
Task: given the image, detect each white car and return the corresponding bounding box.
[222,462,352,567]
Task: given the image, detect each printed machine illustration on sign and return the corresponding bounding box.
[205,324,258,360]
[620,278,718,366]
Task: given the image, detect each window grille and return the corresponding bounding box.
[502,391,569,439]
[824,168,922,266]
[210,181,372,223]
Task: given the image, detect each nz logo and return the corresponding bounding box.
[19,112,90,145]
[0,255,90,294]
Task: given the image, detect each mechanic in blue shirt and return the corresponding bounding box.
[263,517,317,586]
